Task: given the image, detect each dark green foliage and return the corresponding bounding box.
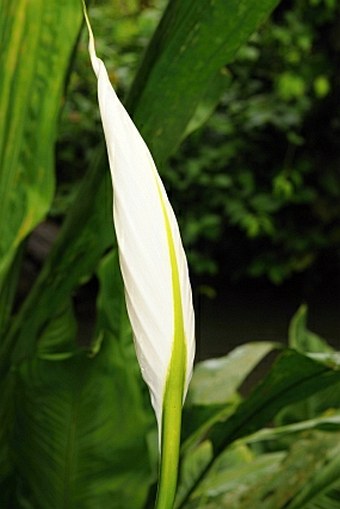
[166,0,340,281]
[55,0,340,283]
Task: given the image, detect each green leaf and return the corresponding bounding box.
[2,299,77,498]
[36,300,78,361]
[183,69,232,139]
[304,483,340,509]
[175,440,213,508]
[0,152,114,376]
[11,338,151,509]
[289,304,333,354]
[0,373,16,485]
[95,250,137,369]
[243,413,340,443]
[181,444,284,508]
[285,443,340,509]
[1,300,79,496]
[208,349,340,452]
[178,349,340,507]
[187,432,340,509]
[277,307,340,425]
[181,342,278,454]
[187,342,277,406]
[0,246,23,336]
[179,417,340,509]
[127,0,281,163]
[0,0,82,287]
[10,248,152,509]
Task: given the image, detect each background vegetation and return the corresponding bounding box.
[57,0,340,284]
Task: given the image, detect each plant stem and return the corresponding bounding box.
[153,165,188,509]
[155,375,183,509]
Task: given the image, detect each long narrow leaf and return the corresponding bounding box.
[0,0,82,287]
[126,0,281,163]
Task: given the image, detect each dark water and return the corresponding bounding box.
[195,277,340,360]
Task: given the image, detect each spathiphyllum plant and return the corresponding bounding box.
[83,7,196,508]
[3,2,340,508]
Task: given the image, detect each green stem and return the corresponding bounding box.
[155,369,184,509]
[153,144,188,509]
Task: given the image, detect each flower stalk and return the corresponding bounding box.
[83,4,195,507]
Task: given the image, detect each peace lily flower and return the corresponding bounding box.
[83,6,195,508]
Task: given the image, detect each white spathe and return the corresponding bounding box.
[85,15,195,434]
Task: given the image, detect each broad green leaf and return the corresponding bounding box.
[182,444,284,508]
[96,251,128,339]
[187,342,277,406]
[276,377,340,426]
[208,349,340,452]
[11,338,151,509]
[177,349,340,507]
[2,295,78,494]
[178,414,340,508]
[0,372,16,485]
[185,432,340,509]
[181,342,277,454]
[0,0,82,287]
[4,249,150,508]
[246,432,340,509]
